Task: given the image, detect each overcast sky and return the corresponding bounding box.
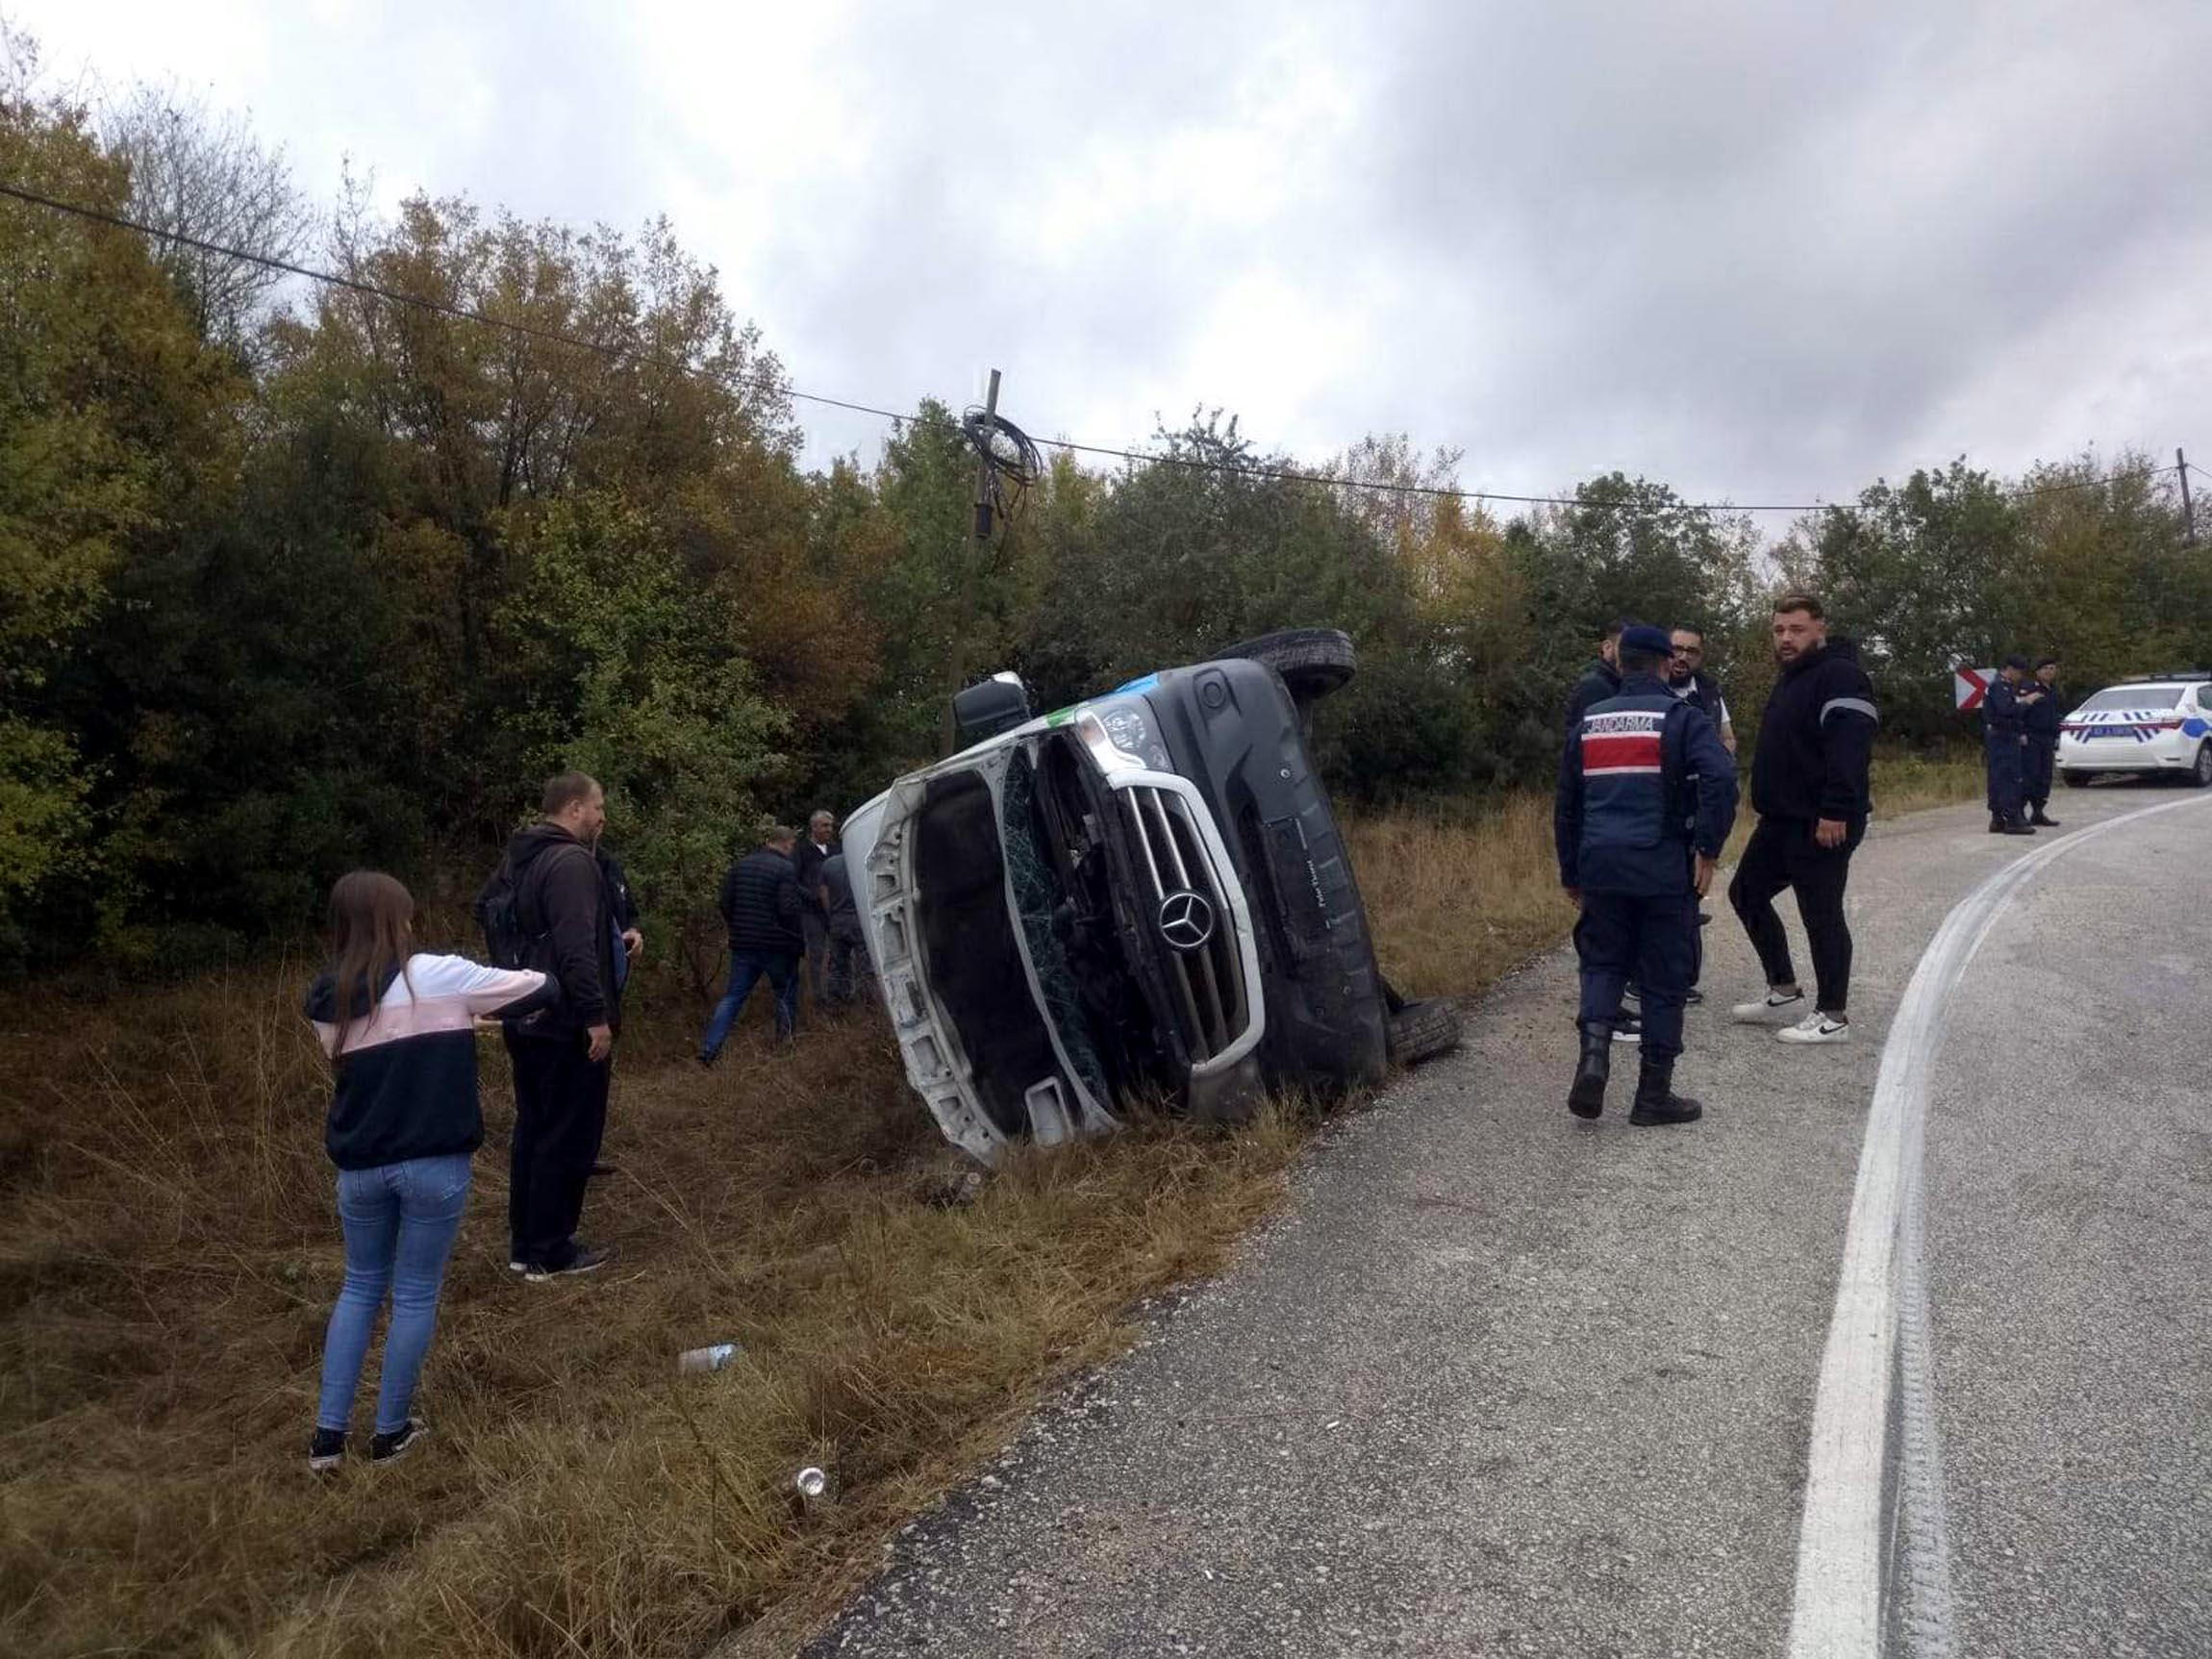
[18,0,2212,512]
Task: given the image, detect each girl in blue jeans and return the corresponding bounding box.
[304,871,552,1470]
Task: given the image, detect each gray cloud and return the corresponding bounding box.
[21,0,2212,509]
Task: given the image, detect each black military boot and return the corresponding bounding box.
[1629,1054,1703,1126]
[1568,1020,1612,1119]
[2029,806,2059,827]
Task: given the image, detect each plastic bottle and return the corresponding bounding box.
[677,1342,740,1374]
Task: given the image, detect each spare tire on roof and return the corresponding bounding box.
[1217,627,1357,701]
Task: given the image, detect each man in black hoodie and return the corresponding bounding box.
[1727,595,1878,1045]
[497,771,620,1280]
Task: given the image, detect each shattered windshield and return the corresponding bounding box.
[999,751,1113,1107]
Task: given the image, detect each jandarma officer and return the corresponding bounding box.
[1984,655,2036,836]
[1554,624,1738,1125]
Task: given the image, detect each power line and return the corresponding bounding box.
[0,176,2186,518]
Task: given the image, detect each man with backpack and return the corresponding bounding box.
[477,771,621,1280]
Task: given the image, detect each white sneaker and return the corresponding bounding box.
[1731,990,1806,1023]
[1777,1011,1850,1044]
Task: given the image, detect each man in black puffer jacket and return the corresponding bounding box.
[698,826,805,1065]
[1727,594,1878,1046]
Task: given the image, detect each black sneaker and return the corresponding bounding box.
[369,1419,427,1464]
[1610,1011,1644,1044]
[1683,989,1704,1006]
[309,1427,346,1473]
[522,1244,610,1283]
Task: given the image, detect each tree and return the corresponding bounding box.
[0,48,241,942]
[494,493,788,989]
[1792,462,2023,740]
[101,81,311,359]
[2010,454,2207,692]
[1028,414,1411,696]
[261,190,808,838]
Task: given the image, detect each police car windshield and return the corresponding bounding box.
[2076,686,2184,711]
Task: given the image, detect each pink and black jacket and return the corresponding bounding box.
[304,955,554,1170]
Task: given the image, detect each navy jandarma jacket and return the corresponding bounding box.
[1983,675,2026,740]
[1555,674,1739,896]
[2023,682,2062,741]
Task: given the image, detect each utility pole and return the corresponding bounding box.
[972,368,1002,544]
[2179,447,2197,544]
[942,368,1002,755]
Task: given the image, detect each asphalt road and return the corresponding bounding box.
[1923,801,2212,1657]
[804,785,2212,1659]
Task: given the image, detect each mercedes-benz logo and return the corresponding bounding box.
[1157,890,1216,952]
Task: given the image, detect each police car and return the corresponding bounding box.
[2056,675,2212,789]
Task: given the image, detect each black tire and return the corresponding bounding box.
[1218,627,1357,702]
[2061,770,2091,789]
[1387,996,1463,1067]
[2194,744,2212,789]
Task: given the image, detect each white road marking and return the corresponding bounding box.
[1785,793,2212,1659]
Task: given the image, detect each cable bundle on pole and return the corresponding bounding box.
[963,402,1043,540]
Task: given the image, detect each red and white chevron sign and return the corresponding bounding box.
[1953,665,1994,711]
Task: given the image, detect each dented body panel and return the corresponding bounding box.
[844,657,1389,1163]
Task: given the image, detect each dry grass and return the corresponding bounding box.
[1869,750,1989,819]
[1344,793,1580,998]
[0,774,1983,1657]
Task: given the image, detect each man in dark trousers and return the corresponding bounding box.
[699,826,805,1064]
[1563,619,1643,1042]
[1556,624,1737,1124]
[497,770,619,1280]
[586,835,642,1181]
[1727,595,1879,1044]
[1983,656,2036,836]
[2021,656,2063,827]
[817,847,868,1007]
[792,809,839,1010]
[1666,623,1736,1006]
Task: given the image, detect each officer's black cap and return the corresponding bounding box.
[2002,653,2031,671]
[1621,624,1675,656]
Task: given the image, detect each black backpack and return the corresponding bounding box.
[474,853,543,971]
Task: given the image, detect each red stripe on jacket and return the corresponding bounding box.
[1582,732,1663,772]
